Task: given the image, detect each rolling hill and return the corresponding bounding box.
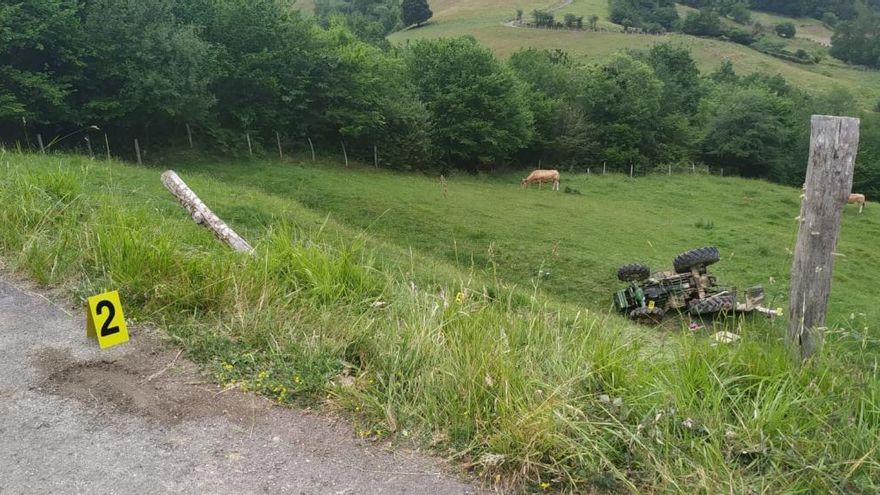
[386,0,880,108]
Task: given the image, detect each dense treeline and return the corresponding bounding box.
[615,0,880,68]
[680,0,880,19]
[831,2,880,67]
[0,0,878,196]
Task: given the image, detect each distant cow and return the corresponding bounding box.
[522,169,560,191]
[849,193,866,214]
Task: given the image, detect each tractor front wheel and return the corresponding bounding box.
[673,246,720,274]
[618,263,651,282]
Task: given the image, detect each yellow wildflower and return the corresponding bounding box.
[540,482,550,491]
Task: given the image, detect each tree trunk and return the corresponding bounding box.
[160,170,255,254]
[788,115,859,362]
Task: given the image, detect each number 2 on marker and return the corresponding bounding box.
[95,300,121,337]
[86,290,129,349]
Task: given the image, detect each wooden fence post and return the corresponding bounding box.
[134,138,142,165]
[788,115,860,362]
[104,133,111,160]
[186,124,193,148]
[603,162,606,175]
[629,163,633,178]
[668,164,671,176]
[246,133,253,156]
[341,140,348,168]
[276,132,283,159]
[692,163,695,174]
[37,134,44,154]
[373,145,378,168]
[85,136,93,158]
[308,137,316,161]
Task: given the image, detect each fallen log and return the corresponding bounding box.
[160,170,254,254]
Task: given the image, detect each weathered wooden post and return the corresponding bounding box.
[134,138,142,165]
[85,136,93,158]
[668,164,671,176]
[629,163,633,178]
[246,133,253,157]
[186,124,193,148]
[373,145,378,168]
[603,162,606,175]
[788,115,859,362]
[104,133,111,160]
[307,137,316,161]
[341,140,348,167]
[37,134,45,154]
[161,171,254,254]
[276,132,283,159]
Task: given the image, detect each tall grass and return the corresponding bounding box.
[1,154,878,493]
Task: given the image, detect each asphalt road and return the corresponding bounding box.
[0,278,477,494]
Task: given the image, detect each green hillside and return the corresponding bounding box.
[389,0,880,108]
[3,153,879,493]
[175,159,880,329]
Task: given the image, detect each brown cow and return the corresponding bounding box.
[849,193,866,214]
[522,169,560,191]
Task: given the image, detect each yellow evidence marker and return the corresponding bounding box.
[86,290,130,349]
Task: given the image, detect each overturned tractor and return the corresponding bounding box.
[613,247,777,324]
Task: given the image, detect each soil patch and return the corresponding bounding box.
[33,338,266,427]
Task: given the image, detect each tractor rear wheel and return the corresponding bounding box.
[630,306,665,325]
[688,292,736,315]
[617,263,651,282]
[673,246,720,274]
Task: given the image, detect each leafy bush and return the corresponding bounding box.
[775,21,796,38]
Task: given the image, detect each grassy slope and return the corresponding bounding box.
[175,159,880,330]
[2,153,879,493]
[389,1,880,108]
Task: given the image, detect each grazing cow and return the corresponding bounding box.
[522,169,560,191]
[849,193,866,214]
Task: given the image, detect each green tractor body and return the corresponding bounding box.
[614,247,772,324]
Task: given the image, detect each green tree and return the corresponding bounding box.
[79,0,216,143]
[822,12,839,27]
[831,3,880,68]
[0,0,86,125]
[320,21,433,169]
[700,85,795,177]
[577,54,665,167]
[405,37,534,169]
[508,49,591,165]
[775,21,796,37]
[401,0,432,27]
[588,14,599,29]
[682,9,724,37]
[314,0,402,44]
[637,43,704,116]
[178,0,327,142]
[730,3,752,24]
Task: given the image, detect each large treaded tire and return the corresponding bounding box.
[617,263,651,282]
[630,306,665,325]
[673,246,720,274]
[688,292,736,315]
